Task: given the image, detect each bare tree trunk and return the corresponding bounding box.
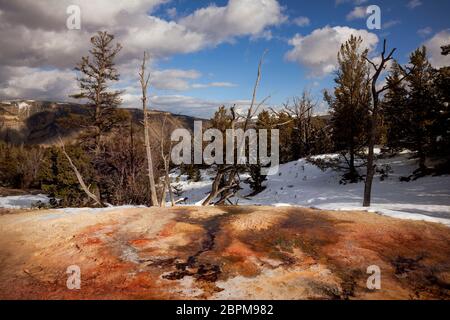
[139,52,159,207]
[202,171,224,206]
[167,169,176,207]
[59,137,105,207]
[363,40,401,207]
[160,182,167,208]
[158,115,176,207]
[363,97,378,207]
[203,51,268,206]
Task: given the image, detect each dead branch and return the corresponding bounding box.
[205,51,268,205]
[140,52,159,207]
[58,137,104,207]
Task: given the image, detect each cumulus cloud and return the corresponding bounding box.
[121,93,223,118]
[293,16,310,27]
[346,6,368,21]
[0,0,166,31]
[285,26,379,77]
[178,0,286,43]
[119,93,270,119]
[424,29,450,68]
[407,0,422,9]
[0,0,206,69]
[0,0,280,111]
[382,20,401,29]
[417,27,433,37]
[150,69,201,91]
[0,66,77,101]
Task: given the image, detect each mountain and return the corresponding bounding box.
[0,100,199,145]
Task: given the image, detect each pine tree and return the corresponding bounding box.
[325,35,371,182]
[71,31,123,151]
[383,62,410,151]
[405,46,438,174]
[247,110,272,194]
[432,66,450,165]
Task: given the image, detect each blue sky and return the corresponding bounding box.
[0,0,449,117]
[149,0,450,114]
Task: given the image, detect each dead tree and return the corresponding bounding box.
[202,51,268,206]
[139,52,159,207]
[59,137,105,207]
[270,92,315,157]
[158,115,175,207]
[363,39,409,207]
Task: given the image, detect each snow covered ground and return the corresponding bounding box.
[0,194,49,209]
[173,152,450,226]
[1,152,449,226]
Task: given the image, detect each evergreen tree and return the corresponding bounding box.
[432,66,450,165]
[404,46,438,174]
[247,110,272,194]
[383,61,410,151]
[71,31,123,151]
[324,35,371,182]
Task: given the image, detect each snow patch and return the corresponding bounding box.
[174,152,450,226]
[0,194,50,209]
[17,102,31,110]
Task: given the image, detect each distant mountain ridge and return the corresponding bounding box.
[0,100,198,145]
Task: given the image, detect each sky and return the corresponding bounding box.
[0,0,449,118]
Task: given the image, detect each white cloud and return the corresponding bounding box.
[0,0,285,110]
[382,20,401,29]
[285,26,379,77]
[0,66,77,101]
[346,6,368,21]
[120,94,223,118]
[120,94,270,119]
[293,16,310,27]
[0,1,205,68]
[191,82,237,89]
[0,0,167,31]
[166,7,177,19]
[417,27,433,37]
[117,60,234,92]
[407,0,422,9]
[150,69,201,91]
[178,0,286,44]
[424,29,450,68]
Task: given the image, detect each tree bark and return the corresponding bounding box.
[140,52,159,207]
[203,51,267,206]
[59,138,105,207]
[363,96,378,207]
[202,171,224,206]
[363,40,398,207]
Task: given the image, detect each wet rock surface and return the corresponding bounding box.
[0,206,449,300]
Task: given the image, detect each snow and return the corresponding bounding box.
[173,152,450,226]
[0,194,50,209]
[17,102,31,110]
[1,151,449,227]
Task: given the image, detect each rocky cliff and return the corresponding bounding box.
[0,100,198,145]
